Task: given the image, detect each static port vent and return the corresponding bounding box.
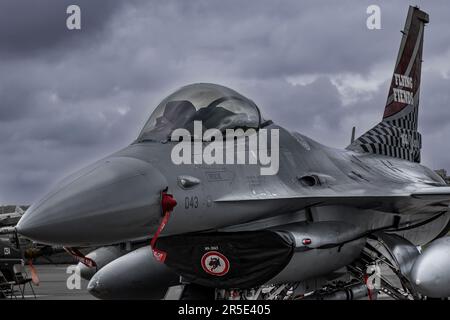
[298,175,320,187]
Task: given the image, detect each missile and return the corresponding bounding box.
[87,245,179,299]
[410,236,450,298]
[77,246,128,281]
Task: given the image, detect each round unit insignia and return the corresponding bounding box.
[201,251,230,276]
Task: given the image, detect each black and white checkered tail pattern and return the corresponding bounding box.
[349,120,421,162]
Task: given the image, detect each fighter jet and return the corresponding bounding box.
[16,6,450,300]
[0,206,26,228]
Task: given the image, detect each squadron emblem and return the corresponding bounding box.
[201,251,230,276]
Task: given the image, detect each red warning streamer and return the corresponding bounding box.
[28,260,40,286]
[364,274,373,301]
[63,247,97,268]
[151,191,177,263]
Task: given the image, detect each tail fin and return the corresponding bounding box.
[348,6,429,162]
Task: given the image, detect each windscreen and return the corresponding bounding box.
[137,83,261,142]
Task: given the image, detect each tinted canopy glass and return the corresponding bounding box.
[138,83,261,142]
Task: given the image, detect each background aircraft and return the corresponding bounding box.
[0,206,26,229]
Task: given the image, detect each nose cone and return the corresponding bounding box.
[17,156,167,246]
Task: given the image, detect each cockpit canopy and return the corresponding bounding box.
[138,83,262,142]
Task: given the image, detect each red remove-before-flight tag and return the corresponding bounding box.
[150,192,177,263]
[63,247,97,268]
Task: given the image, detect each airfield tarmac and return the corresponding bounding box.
[20,265,95,300]
[15,264,394,300]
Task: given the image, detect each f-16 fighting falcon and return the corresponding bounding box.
[16,6,450,300]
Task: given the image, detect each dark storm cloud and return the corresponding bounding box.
[0,0,126,59]
[1,0,450,203]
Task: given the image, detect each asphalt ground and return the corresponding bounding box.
[8,264,95,300]
[7,264,394,300]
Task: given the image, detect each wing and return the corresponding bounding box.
[215,186,450,214]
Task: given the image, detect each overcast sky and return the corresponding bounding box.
[1,0,450,204]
